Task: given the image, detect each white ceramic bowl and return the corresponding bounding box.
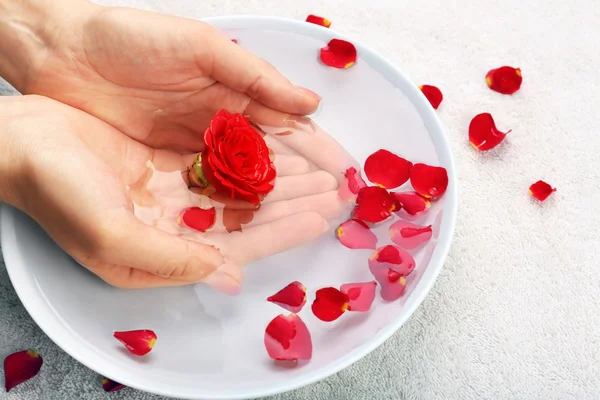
[0,16,457,400]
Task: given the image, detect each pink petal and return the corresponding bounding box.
[391,191,431,221]
[389,220,433,249]
[375,269,408,301]
[336,219,378,250]
[368,245,416,276]
[340,281,377,312]
[264,314,312,361]
[338,167,367,203]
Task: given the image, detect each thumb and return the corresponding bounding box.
[96,214,242,295]
[200,24,322,115]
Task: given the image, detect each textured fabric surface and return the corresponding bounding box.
[1,0,599,399]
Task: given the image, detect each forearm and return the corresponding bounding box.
[0,0,98,92]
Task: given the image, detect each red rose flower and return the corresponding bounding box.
[200,110,276,205]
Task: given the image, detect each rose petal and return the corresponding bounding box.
[376,269,408,301]
[410,163,449,200]
[391,191,431,221]
[368,245,415,276]
[3,350,43,392]
[113,330,157,356]
[340,281,377,312]
[469,112,511,151]
[311,287,349,322]
[267,281,307,313]
[102,377,126,392]
[389,220,433,249]
[353,186,396,223]
[336,218,378,250]
[529,180,556,202]
[338,167,367,203]
[264,314,312,361]
[320,39,357,69]
[364,149,413,189]
[419,85,443,109]
[306,14,331,28]
[486,66,522,95]
[177,207,216,232]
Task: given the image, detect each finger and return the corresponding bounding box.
[83,262,196,289]
[264,171,338,204]
[272,154,311,176]
[207,190,347,233]
[200,25,321,115]
[93,213,243,294]
[208,211,329,266]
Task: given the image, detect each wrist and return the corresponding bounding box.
[0,0,100,92]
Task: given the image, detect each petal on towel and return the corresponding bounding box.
[320,39,357,69]
[267,281,307,313]
[336,219,378,250]
[264,314,312,361]
[102,377,126,392]
[529,180,556,201]
[419,85,444,109]
[340,281,377,312]
[113,330,157,356]
[306,15,331,28]
[364,149,413,189]
[469,113,511,151]
[409,163,449,200]
[311,287,349,322]
[389,220,433,249]
[3,350,43,392]
[486,66,522,95]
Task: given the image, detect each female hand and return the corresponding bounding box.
[0,0,321,153]
[0,95,348,293]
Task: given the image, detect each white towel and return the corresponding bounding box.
[1,0,599,398]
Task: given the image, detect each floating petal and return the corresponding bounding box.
[353,186,396,223]
[364,149,413,189]
[336,219,378,250]
[409,163,449,200]
[320,39,357,69]
[113,330,157,356]
[389,220,433,249]
[177,207,216,232]
[340,281,377,312]
[264,314,312,361]
[391,191,431,221]
[311,287,349,322]
[368,245,415,276]
[267,281,307,313]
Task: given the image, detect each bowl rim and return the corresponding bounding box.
[0,15,458,400]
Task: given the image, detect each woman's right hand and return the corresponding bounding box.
[0,95,349,293]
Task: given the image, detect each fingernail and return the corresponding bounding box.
[202,267,242,296]
[297,86,322,101]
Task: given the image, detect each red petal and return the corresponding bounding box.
[409,163,449,200]
[320,39,357,69]
[353,186,396,223]
[486,66,522,95]
[336,218,378,250]
[113,330,157,356]
[3,350,43,392]
[390,220,433,249]
[264,314,312,361]
[177,207,216,232]
[419,85,443,109]
[529,180,556,201]
[469,113,511,151]
[267,281,307,313]
[391,191,431,221]
[311,287,349,322]
[306,14,331,28]
[364,149,413,189]
[102,377,126,392]
[231,39,238,44]
[369,245,415,276]
[338,167,367,202]
[378,270,408,301]
[340,281,377,312]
